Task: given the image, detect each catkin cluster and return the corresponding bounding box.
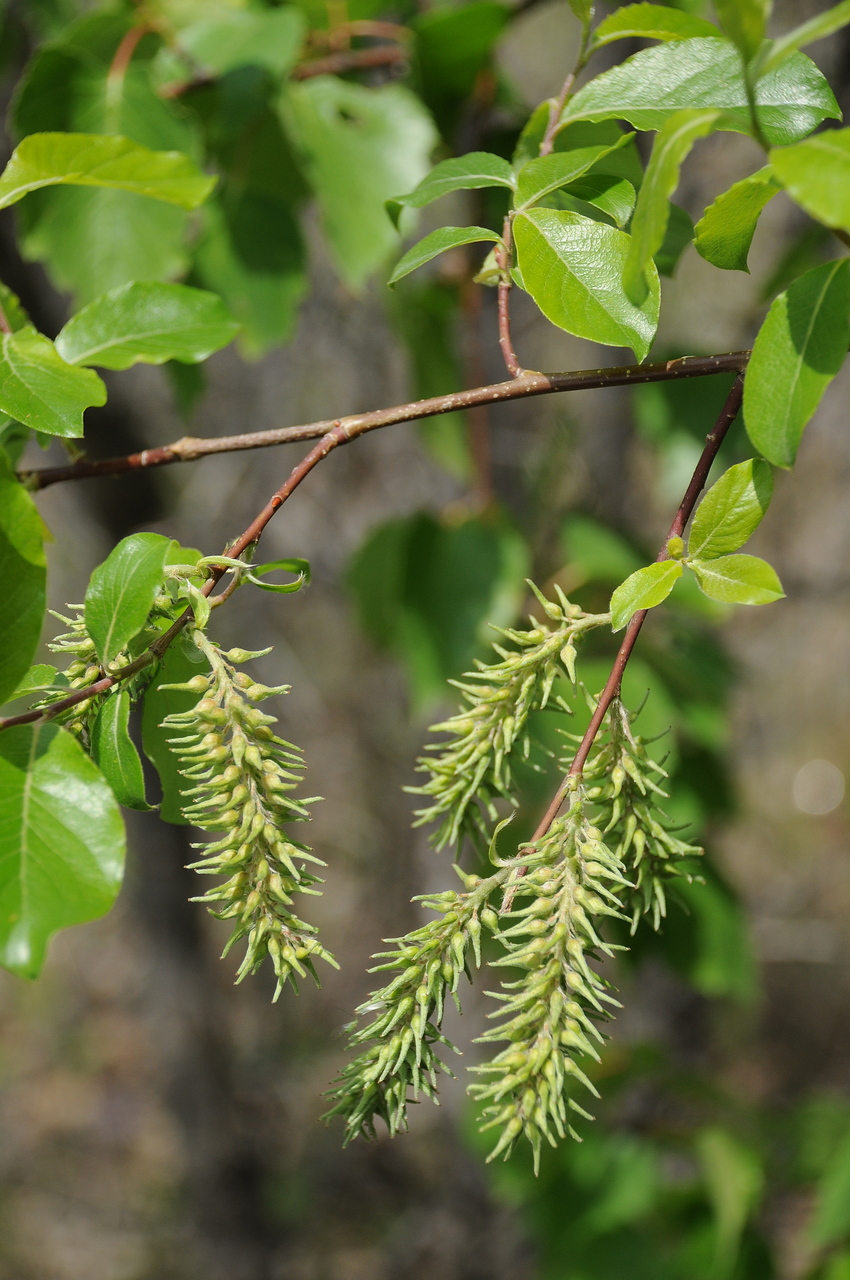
[580,698,702,931]
[469,787,628,1170]
[42,606,105,741]
[411,585,609,850]
[324,865,507,1142]
[163,630,336,998]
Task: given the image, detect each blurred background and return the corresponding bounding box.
[3,0,850,1277]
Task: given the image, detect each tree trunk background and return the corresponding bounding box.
[2,4,850,1278]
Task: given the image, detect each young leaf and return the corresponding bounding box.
[694,167,782,271]
[514,209,660,362]
[688,459,774,559]
[283,79,437,290]
[610,560,683,631]
[560,40,839,146]
[589,3,718,49]
[754,1,850,78]
[85,532,174,667]
[0,722,125,978]
[624,109,720,303]
[388,227,500,286]
[689,553,784,604]
[0,456,46,706]
[770,129,850,234]
[0,133,215,211]
[513,137,632,210]
[141,637,211,825]
[90,689,152,811]
[0,327,106,437]
[743,259,850,467]
[714,0,771,62]
[245,557,311,593]
[173,7,305,78]
[55,282,240,370]
[387,153,514,226]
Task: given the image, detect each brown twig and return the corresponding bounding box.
[21,352,750,490]
[107,22,152,84]
[290,44,408,79]
[527,373,746,843]
[496,217,522,378]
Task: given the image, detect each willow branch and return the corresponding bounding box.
[496,217,522,378]
[21,351,750,490]
[290,44,408,79]
[528,373,746,843]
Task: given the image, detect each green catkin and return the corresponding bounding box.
[410,584,610,851]
[163,628,337,999]
[41,605,104,743]
[469,784,629,1172]
[580,697,702,931]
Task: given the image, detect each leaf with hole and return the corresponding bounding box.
[560,40,839,146]
[55,282,240,370]
[85,532,174,667]
[743,259,850,466]
[514,209,660,361]
[0,721,125,977]
[610,560,683,631]
[694,167,782,271]
[625,109,720,303]
[389,226,501,286]
[387,152,514,227]
[0,327,106,438]
[688,459,773,559]
[0,455,46,706]
[690,554,784,604]
[90,689,152,811]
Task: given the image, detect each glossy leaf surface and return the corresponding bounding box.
[389,226,500,285]
[610,560,682,631]
[694,167,781,271]
[0,327,106,437]
[0,722,125,977]
[514,138,632,209]
[56,282,240,369]
[514,209,660,361]
[589,3,718,48]
[688,459,773,559]
[388,152,514,225]
[690,553,784,604]
[85,532,174,667]
[743,259,850,466]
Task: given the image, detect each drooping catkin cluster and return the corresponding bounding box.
[324,864,507,1142]
[162,629,337,998]
[469,786,628,1170]
[410,585,609,850]
[580,698,702,931]
[41,606,104,741]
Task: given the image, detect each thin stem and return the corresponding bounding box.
[496,216,522,378]
[539,26,589,157]
[528,373,746,843]
[107,22,151,84]
[21,351,751,490]
[290,44,408,80]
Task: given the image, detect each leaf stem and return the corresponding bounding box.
[496,216,523,378]
[21,351,751,490]
[528,372,746,842]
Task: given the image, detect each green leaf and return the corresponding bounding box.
[714,0,771,61]
[553,121,646,190]
[514,137,633,210]
[694,166,782,271]
[755,0,850,77]
[174,8,306,77]
[810,1129,850,1247]
[625,109,720,303]
[141,636,211,824]
[0,133,214,211]
[0,722,125,978]
[0,327,106,438]
[283,78,438,290]
[689,553,784,604]
[610,560,682,631]
[85,532,174,667]
[566,0,593,25]
[0,456,46,706]
[689,459,773,559]
[654,202,694,275]
[55,282,240,370]
[743,259,850,467]
[4,664,61,703]
[560,40,839,146]
[387,152,514,226]
[562,174,636,228]
[90,689,152,811]
[771,129,850,234]
[389,226,500,286]
[245,557,311,593]
[589,3,719,49]
[514,209,660,362]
